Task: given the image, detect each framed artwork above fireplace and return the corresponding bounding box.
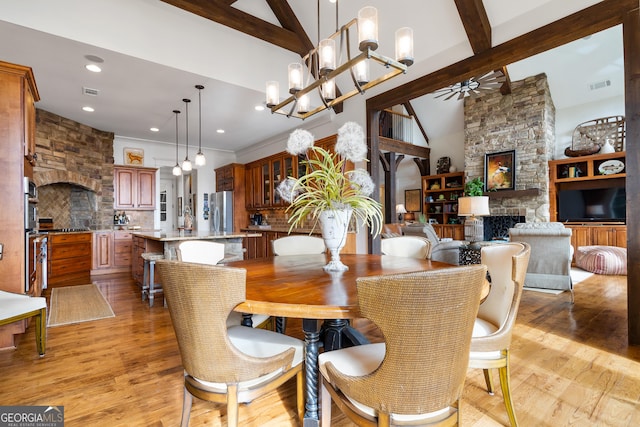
[485,150,515,191]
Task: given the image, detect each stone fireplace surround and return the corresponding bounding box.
[463,73,555,223]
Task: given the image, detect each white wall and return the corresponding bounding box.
[554,95,625,159]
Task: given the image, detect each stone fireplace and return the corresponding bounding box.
[34,109,115,230]
[464,73,555,223]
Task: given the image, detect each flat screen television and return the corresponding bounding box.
[557,187,626,223]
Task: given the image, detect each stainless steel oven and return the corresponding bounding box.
[24,177,37,231]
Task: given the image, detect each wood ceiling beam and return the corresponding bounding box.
[160,0,306,54]
[403,101,429,144]
[368,0,636,111]
[454,0,492,53]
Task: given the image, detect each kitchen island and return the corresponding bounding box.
[130,230,262,286]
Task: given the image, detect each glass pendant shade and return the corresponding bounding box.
[319,39,336,76]
[395,27,414,66]
[172,164,182,176]
[195,151,206,167]
[297,94,310,114]
[266,81,279,107]
[353,60,370,85]
[358,6,378,51]
[182,158,192,172]
[288,63,303,94]
[321,79,336,101]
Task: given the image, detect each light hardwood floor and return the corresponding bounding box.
[1,271,639,426]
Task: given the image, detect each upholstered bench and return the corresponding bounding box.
[576,245,627,275]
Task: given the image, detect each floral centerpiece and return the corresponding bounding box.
[277,122,383,271]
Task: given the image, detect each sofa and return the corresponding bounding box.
[508,222,574,300]
[400,223,467,265]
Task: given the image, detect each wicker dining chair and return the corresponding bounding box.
[319,264,487,426]
[380,235,432,259]
[177,240,273,330]
[469,242,531,427]
[155,260,305,427]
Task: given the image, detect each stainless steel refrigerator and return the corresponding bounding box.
[210,191,233,233]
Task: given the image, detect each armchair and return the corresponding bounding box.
[508,222,574,301]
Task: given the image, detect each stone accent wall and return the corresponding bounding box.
[464,73,555,222]
[34,109,115,229]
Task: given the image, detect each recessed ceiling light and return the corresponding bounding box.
[150,127,159,132]
[255,105,265,111]
[82,106,94,112]
[217,129,225,134]
[85,64,101,73]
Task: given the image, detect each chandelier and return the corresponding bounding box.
[266,1,413,119]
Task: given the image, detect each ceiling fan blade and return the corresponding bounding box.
[434,90,454,99]
[457,91,466,100]
[441,91,458,100]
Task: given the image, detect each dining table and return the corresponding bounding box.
[228,253,487,427]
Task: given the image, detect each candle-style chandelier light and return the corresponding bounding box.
[266,1,413,119]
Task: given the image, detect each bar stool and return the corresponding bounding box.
[141,252,165,307]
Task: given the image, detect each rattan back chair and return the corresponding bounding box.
[380,235,432,259]
[155,260,304,427]
[469,242,531,427]
[319,264,487,426]
[177,240,273,330]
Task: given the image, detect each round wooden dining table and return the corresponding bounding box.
[228,253,484,427]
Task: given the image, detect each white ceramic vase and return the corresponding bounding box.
[319,208,353,271]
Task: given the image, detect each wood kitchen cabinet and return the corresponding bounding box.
[0,61,40,350]
[48,232,92,287]
[92,230,132,274]
[114,166,157,210]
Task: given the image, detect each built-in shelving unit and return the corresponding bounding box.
[421,172,465,239]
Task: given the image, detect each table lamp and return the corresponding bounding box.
[457,196,490,248]
[396,204,407,222]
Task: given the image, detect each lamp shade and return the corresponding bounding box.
[457,196,490,217]
[395,204,407,214]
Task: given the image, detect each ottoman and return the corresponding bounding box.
[575,245,627,275]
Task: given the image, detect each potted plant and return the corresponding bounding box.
[277,122,383,271]
[464,177,485,196]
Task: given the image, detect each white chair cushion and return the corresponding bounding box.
[319,343,450,422]
[0,290,46,320]
[470,318,501,360]
[193,325,304,392]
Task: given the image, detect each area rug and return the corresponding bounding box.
[48,284,115,327]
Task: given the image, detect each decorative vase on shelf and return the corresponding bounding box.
[600,138,616,154]
[319,209,353,272]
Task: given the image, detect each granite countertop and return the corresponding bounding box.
[132,230,262,241]
[242,225,320,234]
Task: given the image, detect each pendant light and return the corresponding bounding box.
[172,109,182,176]
[181,98,193,172]
[194,84,206,167]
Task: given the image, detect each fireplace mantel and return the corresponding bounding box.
[484,188,541,199]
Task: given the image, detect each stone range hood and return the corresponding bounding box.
[35,170,101,230]
[34,109,115,230]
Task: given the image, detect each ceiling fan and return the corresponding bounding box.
[433,70,506,100]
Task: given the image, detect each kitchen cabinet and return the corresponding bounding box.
[132,235,163,285]
[245,154,300,210]
[114,166,157,210]
[48,232,92,287]
[92,231,132,274]
[92,231,113,270]
[214,163,246,231]
[0,61,40,350]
